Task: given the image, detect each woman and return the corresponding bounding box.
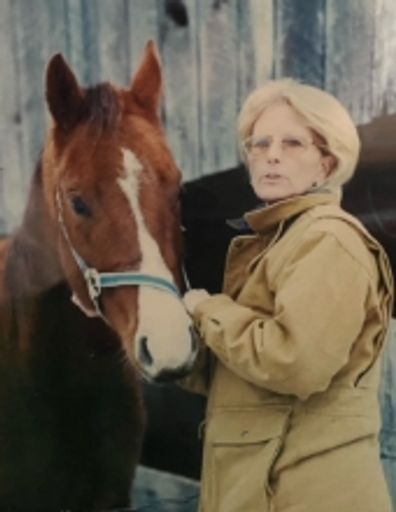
[182,79,394,512]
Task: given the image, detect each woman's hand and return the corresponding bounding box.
[183,289,211,315]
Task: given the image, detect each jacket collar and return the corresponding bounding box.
[244,192,340,234]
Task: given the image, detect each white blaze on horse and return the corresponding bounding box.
[0,41,197,511]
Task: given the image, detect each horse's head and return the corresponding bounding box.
[42,42,198,382]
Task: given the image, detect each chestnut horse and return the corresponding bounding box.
[0,42,197,511]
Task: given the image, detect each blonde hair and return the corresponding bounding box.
[238,79,361,192]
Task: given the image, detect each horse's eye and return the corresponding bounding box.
[71,196,92,217]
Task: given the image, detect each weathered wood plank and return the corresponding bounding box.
[40,0,68,60]
[236,0,257,111]
[379,319,396,506]
[128,0,159,75]
[325,0,376,124]
[96,0,131,86]
[2,0,396,231]
[158,0,201,181]
[39,0,69,139]
[246,0,274,89]
[7,0,47,225]
[79,0,101,84]
[64,0,87,81]
[0,0,24,231]
[66,0,101,85]
[198,0,239,175]
[274,0,325,87]
[372,0,396,116]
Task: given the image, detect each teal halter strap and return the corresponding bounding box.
[84,268,180,301]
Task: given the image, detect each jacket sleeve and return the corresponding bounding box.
[192,231,373,400]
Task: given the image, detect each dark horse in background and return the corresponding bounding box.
[0,42,197,511]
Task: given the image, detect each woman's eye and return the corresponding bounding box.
[254,138,271,149]
[283,138,304,147]
[71,196,92,217]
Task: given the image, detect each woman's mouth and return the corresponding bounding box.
[260,172,283,182]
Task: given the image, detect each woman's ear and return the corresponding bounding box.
[321,154,338,177]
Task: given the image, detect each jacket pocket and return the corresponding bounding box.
[201,406,290,512]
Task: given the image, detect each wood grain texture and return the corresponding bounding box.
[325,0,376,123]
[0,0,396,230]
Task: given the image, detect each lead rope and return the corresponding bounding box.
[181,263,192,292]
[180,223,192,293]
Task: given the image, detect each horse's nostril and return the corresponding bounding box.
[138,336,153,366]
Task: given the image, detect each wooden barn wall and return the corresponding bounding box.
[1,0,396,231]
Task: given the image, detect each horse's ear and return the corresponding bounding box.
[128,41,162,116]
[46,53,85,130]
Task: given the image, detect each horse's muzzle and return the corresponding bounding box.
[137,325,200,383]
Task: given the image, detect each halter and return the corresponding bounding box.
[55,190,181,316]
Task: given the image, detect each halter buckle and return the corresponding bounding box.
[85,268,101,300]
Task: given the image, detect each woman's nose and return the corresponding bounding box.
[266,140,282,163]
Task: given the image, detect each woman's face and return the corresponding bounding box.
[245,102,334,203]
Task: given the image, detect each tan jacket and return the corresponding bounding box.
[185,192,393,512]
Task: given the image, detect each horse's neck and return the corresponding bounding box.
[0,163,65,315]
[0,164,67,352]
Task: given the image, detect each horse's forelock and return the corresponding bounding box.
[83,83,121,132]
